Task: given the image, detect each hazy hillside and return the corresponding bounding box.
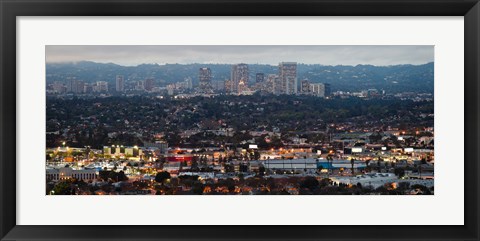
[46,61,434,93]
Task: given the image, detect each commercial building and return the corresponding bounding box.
[224,79,234,93]
[46,167,98,181]
[231,64,249,93]
[310,83,326,97]
[199,67,212,92]
[270,74,283,95]
[279,62,297,95]
[52,81,66,94]
[255,73,265,83]
[116,75,125,92]
[301,79,311,94]
[103,145,143,159]
[66,78,85,94]
[324,83,331,97]
[143,141,169,154]
[144,78,155,91]
[262,158,367,171]
[135,80,145,91]
[94,81,109,93]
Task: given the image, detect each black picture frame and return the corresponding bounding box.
[1,0,479,240]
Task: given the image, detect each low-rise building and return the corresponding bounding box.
[46,167,97,181]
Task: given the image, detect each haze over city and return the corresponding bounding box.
[46,45,435,195]
[46,45,434,66]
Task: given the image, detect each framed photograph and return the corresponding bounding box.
[1,0,479,240]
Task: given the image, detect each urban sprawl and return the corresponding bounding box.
[46,62,434,195]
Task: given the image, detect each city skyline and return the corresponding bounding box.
[45,45,434,195]
[46,45,434,66]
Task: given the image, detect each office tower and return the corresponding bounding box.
[75,80,85,94]
[301,79,311,94]
[66,77,77,93]
[270,74,283,95]
[135,80,145,91]
[324,83,331,97]
[212,80,225,91]
[94,81,109,93]
[167,84,175,95]
[199,67,212,92]
[83,83,93,94]
[310,83,326,97]
[279,62,297,95]
[224,80,234,93]
[255,73,265,83]
[231,64,249,93]
[184,77,193,90]
[52,81,66,94]
[237,79,248,93]
[264,74,275,94]
[144,78,154,91]
[116,75,125,92]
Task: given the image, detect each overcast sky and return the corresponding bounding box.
[46,45,433,66]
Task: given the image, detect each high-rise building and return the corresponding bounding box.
[66,78,85,94]
[66,77,77,93]
[255,73,265,83]
[83,83,93,94]
[94,81,109,93]
[265,74,276,94]
[279,62,297,95]
[301,79,311,94]
[199,68,212,92]
[324,83,331,97]
[144,78,154,91]
[271,74,283,95]
[184,77,193,90]
[231,64,249,93]
[237,79,248,94]
[310,83,326,97]
[116,75,125,92]
[52,81,66,94]
[76,80,85,94]
[224,80,234,93]
[135,80,145,91]
[212,80,225,91]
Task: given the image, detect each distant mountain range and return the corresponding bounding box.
[46,61,434,93]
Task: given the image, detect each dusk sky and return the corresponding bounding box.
[46,45,434,66]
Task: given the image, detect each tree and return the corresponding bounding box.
[300,176,319,191]
[99,170,110,181]
[258,166,266,176]
[52,181,72,195]
[192,182,205,195]
[394,167,405,178]
[117,171,128,181]
[108,171,118,181]
[155,171,171,184]
[224,164,234,173]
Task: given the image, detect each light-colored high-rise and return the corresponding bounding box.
[310,83,326,97]
[199,68,212,92]
[279,62,297,95]
[116,75,125,92]
[231,64,249,93]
